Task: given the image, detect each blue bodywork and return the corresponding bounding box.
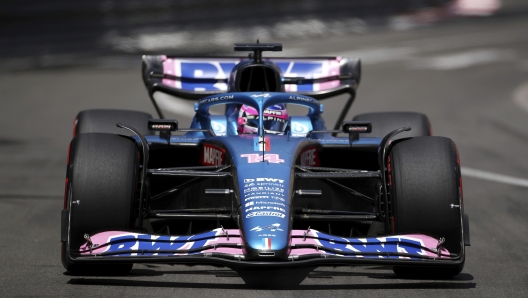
[141,92,383,259]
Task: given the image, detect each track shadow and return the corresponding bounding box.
[67,278,476,290]
[66,266,476,290]
[308,267,475,282]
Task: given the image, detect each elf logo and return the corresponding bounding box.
[201,143,225,166]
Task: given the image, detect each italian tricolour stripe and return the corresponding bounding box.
[262,238,272,249]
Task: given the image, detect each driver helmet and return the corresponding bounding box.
[237,104,288,134]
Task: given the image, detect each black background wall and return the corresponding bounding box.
[0,0,452,68]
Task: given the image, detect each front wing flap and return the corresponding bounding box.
[69,228,462,268]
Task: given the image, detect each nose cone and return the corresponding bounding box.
[242,218,290,260]
[237,167,291,260]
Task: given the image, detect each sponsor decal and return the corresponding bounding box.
[211,121,227,136]
[253,136,271,152]
[244,178,285,184]
[167,60,339,92]
[263,116,286,123]
[251,223,284,232]
[254,182,283,187]
[150,124,173,130]
[244,195,284,202]
[246,211,285,218]
[299,146,320,166]
[316,139,349,142]
[311,231,429,258]
[244,195,269,201]
[349,126,368,132]
[245,206,286,213]
[287,95,319,104]
[263,238,272,249]
[255,201,286,207]
[266,110,282,116]
[172,137,202,141]
[201,143,225,166]
[240,153,284,164]
[251,93,271,98]
[198,95,234,104]
[244,187,284,193]
[174,61,236,91]
[270,196,285,202]
[291,122,310,137]
[103,230,219,256]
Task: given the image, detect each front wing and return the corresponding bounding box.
[67,228,463,268]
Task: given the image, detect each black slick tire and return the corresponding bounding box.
[352,112,431,139]
[61,133,139,274]
[389,136,464,278]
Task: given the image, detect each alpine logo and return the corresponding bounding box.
[201,143,225,166]
[241,153,284,164]
[251,93,271,98]
[251,223,283,232]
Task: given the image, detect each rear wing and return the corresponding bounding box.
[142,56,361,129]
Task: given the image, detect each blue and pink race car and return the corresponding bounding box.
[61,43,469,277]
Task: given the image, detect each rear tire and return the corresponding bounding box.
[389,136,464,278]
[75,109,153,136]
[61,133,139,274]
[352,112,431,139]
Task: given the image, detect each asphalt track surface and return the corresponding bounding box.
[1,14,528,298]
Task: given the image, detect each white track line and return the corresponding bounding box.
[461,167,528,188]
[411,49,516,70]
[513,81,528,113]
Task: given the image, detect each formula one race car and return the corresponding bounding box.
[60,42,470,278]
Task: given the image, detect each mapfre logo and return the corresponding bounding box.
[201,143,225,166]
[299,146,320,166]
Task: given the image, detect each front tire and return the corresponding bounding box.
[61,133,139,274]
[389,136,464,278]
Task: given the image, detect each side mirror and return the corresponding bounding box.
[342,121,371,141]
